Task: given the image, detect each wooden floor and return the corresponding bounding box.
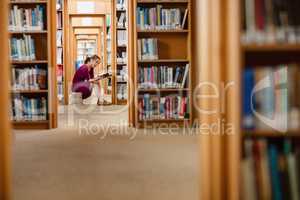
[12,105,199,200]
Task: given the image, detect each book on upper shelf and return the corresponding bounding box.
[242,0,300,45]
[138,64,189,89]
[116,0,126,11]
[9,4,45,31]
[136,5,188,31]
[137,38,158,60]
[117,12,126,28]
[242,64,300,132]
[10,35,36,61]
[138,94,189,120]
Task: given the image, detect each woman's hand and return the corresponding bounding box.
[89,78,98,83]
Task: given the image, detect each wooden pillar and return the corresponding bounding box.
[0,0,12,198]
[193,0,240,199]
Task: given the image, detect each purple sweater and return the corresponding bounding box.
[72,65,94,99]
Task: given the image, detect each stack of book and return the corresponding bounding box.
[242,0,300,44]
[138,94,189,120]
[10,35,36,61]
[117,84,127,100]
[11,97,47,121]
[242,64,300,130]
[136,6,188,30]
[242,139,300,200]
[11,66,47,90]
[9,5,45,31]
[137,38,158,61]
[117,30,127,46]
[138,64,189,89]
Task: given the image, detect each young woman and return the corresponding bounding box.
[72,55,101,100]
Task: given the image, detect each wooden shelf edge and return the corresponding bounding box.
[137,29,189,33]
[10,1,47,4]
[11,60,48,64]
[11,90,48,94]
[243,129,300,137]
[242,44,300,52]
[137,0,188,3]
[138,59,189,63]
[138,88,189,92]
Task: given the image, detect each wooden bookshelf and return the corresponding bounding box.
[132,0,192,127]
[113,0,128,105]
[237,0,300,198]
[9,0,57,129]
[0,0,12,198]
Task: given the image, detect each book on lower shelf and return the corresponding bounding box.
[9,4,46,31]
[242,64,300,131]
[242,0,300,45]
[11,96,48,121]
[242,139,300,200]
[11,65,47,90]
[10,35,36,61]
[117,84,127,100]
[138,38,158,60]
[138,94,189,121]
[138,64,189,89]
[136,5,188,30]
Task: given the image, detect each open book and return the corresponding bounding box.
[93,72,112,81]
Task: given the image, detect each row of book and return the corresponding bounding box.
[11,96,47,121]
[117,51,127,64]
[11,66,47,90]
[116,0,126,11]
[138,94,189,120]
[242,139,300,200]
[117,12,127,28]
[242,64,300,131]
[117,65,128,82]
[56,0,63,10]
[10,35,36,61]
[137,38,158,61]
[57,11,62,29]
[9,5,45,31]
[138,64,189,89]
[242,0,300,44]
[117,30,127,46]
[136,6,188,30]
[117,84,127,100]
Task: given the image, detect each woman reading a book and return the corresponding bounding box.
[72,55,101,100]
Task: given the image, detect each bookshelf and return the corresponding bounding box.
[0,0,12,198]
[132,0,192,127]
[9,0,56,129]
[56,0,64,104]
[113,0,128,105]
[239,0,300,198]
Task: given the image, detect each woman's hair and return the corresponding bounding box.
[84,55,100,64]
